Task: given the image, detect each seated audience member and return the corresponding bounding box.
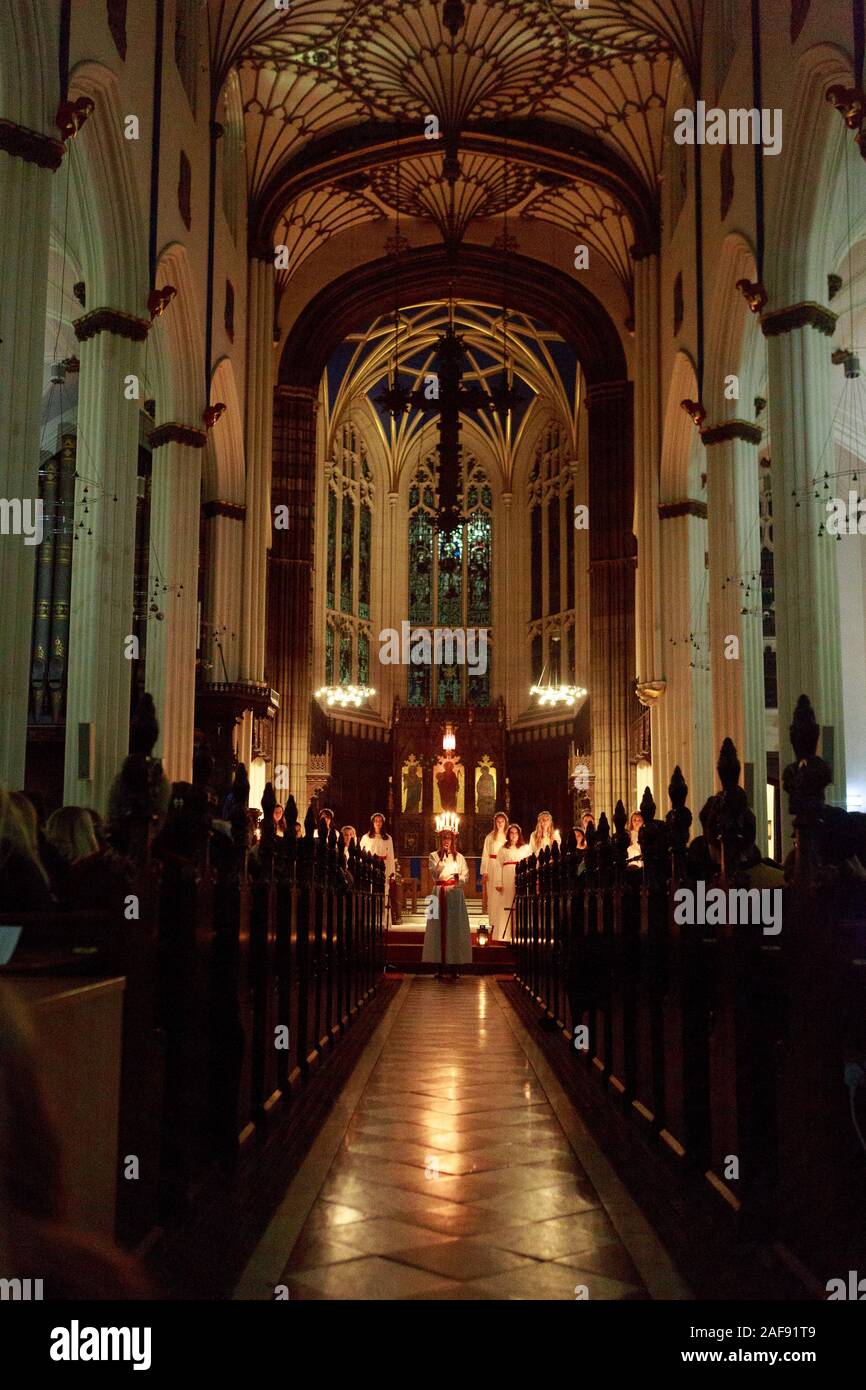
[0,789,53,912]
[45,805,130,913]
[0,982,151,1298]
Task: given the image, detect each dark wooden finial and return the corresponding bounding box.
[192,740,215,791]
[669,764,688,811]
[130,692,159,756]
[789,693,820,761]
[612,799,627,837]
[639,784,656,823]
[261,781,276,820]
[717,737,741,793]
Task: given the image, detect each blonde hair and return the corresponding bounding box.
[45,806,99,865]
[9,793,39,858]
[0,789,48,882]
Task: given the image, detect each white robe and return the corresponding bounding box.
[528,827,561,856]
[422,852,472,964]
[491,843,531,938]
[480,830,507,935]
[360,832,396,881]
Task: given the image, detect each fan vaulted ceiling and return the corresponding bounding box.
[209,1,701,309]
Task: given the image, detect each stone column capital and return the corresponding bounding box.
[635,679,666,707]
[74,308,151,342]
[0,118,65,170]
[700,419,763,447]
[760,301,837,338]
[149,422,208,450]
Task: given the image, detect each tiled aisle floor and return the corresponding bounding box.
[278,978,651,1300]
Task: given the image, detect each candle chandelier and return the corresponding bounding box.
[315,684,375,709]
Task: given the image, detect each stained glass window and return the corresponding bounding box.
[548,497,561,616]
[408,665,431,706]
[407,456,493,706]
[438,529,462,627]
[409,510,433,623]
[438,663,461,705]
[466,512,491,626]
[324,422,375,690]
[339,629,352,684]
[468,669,490,706]
[326,490,336,609]
[359,503,371,619]
[340,493,354,614]
[528,422,579,698]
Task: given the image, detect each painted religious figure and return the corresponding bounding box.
[401,755,423,814]
[433,755,464,814]
[475,757,497,817]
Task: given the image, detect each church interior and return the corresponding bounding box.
[2,0,866,1328]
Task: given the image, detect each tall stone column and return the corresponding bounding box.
[240,256,275,683]
[267,384,317,805]
[145,424,207,784]
[702,419,768,846]
[655,501,714,813]
[64,308,149,810]
[632,253,666,769]
[0,123,65,786]
[762,303,845,816]
[587,379,636,816]
[202,500,245,683]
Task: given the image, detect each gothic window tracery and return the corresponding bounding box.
[324,422,374,686]
[407,455,492,707]
[527,421,576,689]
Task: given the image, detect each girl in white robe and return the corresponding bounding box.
[360,812,396,881]
[480,811,508,938]
[529,810,561,857]
[423,830,472,978]
[491,824,530,939]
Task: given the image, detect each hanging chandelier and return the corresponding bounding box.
[315,684,375,709]
[530,683,588,708]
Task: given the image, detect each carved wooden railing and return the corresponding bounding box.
[514,696,866,1285]
[1,765,386,1249]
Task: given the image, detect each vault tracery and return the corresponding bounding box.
[219,0,695,275]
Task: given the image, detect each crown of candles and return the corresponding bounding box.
[435,812,459,835]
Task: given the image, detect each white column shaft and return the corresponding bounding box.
[240,258,275,682]
[64,329,143,809]
[767,323,845,806]
[146,441,202,783]
[0,152,54,786]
